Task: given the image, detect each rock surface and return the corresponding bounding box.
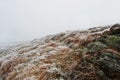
[0,24,120,80]
[110,24,120,34]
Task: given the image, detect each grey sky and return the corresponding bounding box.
[0,0,120,46]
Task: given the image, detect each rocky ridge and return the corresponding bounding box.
[0,24,120,80]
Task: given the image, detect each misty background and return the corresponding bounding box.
[0,0,120,48]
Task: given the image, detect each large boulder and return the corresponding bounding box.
[110,24,120,35]
[87,41,108,53]
[96,52,120,79]
[97,35,120,51]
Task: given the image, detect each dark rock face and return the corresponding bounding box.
[86,25,120,79]
[97,35,120,51]
[93,30,120,79]
[110,24,120,35]
[97,52,120,79]
[69,24,120,80]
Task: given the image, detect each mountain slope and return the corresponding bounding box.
[0,24,120,80]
